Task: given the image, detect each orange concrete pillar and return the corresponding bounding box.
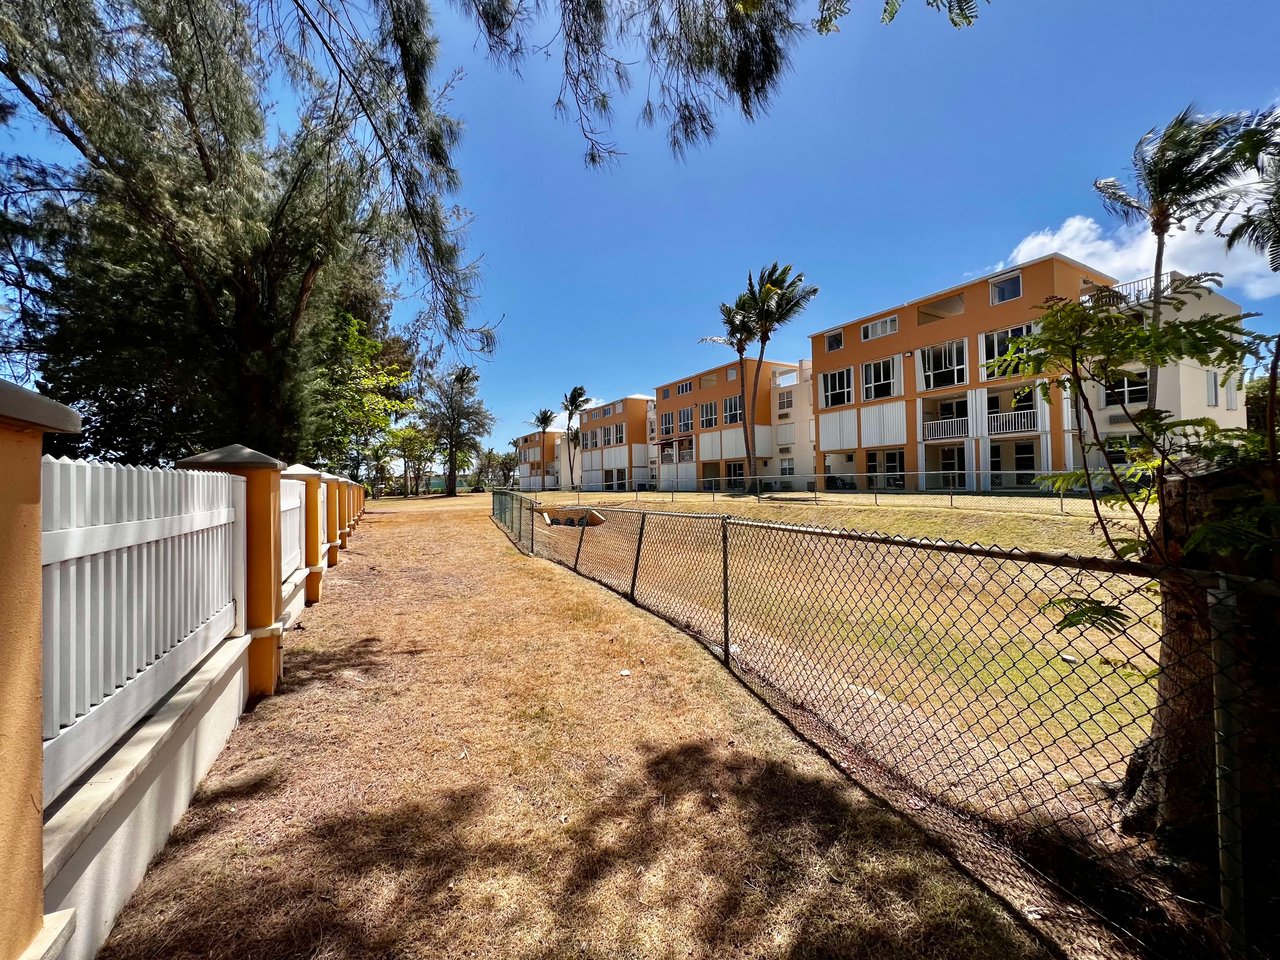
[0,380,80,960]
[337,477,351,549]
[322,473,341,566]
[284,464,325,604]
[178,445,284,697]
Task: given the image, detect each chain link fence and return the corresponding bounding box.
[491,490,1275,959]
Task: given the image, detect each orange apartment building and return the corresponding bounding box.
[807,253,1245,491]
[652,358,797,490]
[516,429,563,491]
[579,395,654,490]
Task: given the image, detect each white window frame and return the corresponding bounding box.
[616,423,625,445]
[1104,374,1149,408]
[861,357,898,401]
[677,437,694,462]
[861,315,898,342]
[778,390,793,410]
[821,367,853,408]
[779,458,795,476]
[678,406,694,433]
[1206,370,1220,407]
[920,339,967,391]
[1226,378,1239,411]
[825,330,844,352]
[700,401,718,429]
[660,411,674,436]
[677,380,693,396]
[727,367,737,381]
[990,272,1022,305]
[723,395,743,425]
[981,323,1033,380]
[602,424,612,446]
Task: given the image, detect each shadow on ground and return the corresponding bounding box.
[99,740,1045,960]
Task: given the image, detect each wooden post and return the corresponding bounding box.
[0,379,80,960]
[178,444,284,698]
[322,473,341,566]
[283,464,325,604]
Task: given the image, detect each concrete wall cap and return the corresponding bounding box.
[282,463,322,477]
[0,378,81,434]
[320,472,341,481]
[177,444,285,470]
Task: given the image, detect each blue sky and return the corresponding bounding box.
[421,0,1280,447]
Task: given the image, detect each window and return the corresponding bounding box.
[780,458,795,476]
[861,316,898,342]
[725,461,745,489]
[660,411,674,436]
[862,358,897,401]
[1206,370,1220,407]
[677,438,694,462]
[616,423,625,445]
[727,367,737,381]
[983,323,1033,376]
[660,444,675,464]
[699,373,718,389]
[1105,434,1143,465]
[921,339,967,390]
[1011,389,1034,412]
[700,401,718,429]
[1014,440,1036,485]
[678,406,694,433]
[778,390,793,410]
[1226,378,1239,411]
[821,368,853,408]
[826,330,844,352]
[590,410,600,420]
[1104,374,1149,407]
[990,273,1022,304]
[602,425,612,446]
[866,448,905,489]
[938,398,968,420]
[662,388,670,400]
[677,380,693,396]
[723,395,743,425]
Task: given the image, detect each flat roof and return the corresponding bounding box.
[654,357,798,391]
[807,252,1116,339]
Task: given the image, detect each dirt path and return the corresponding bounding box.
[100,495,1049,960]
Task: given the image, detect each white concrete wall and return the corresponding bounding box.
[44,637,251,960]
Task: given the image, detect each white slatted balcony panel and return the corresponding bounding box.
[922,417,970,441]
[988,409,1039,435]
[40,457,245,803]
[280,478,305,582]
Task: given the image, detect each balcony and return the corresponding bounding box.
[1081,272,1172,308]
[922,417,970,441]
[988,409,1038,435]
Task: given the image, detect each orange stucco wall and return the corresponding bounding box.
[808,255,1114,473]
[580,397,649,448]
[654,359,794,453]
[0,425,46,960]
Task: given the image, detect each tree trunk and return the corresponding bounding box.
[1118,463,1280,948]
[1145,233,1166,412]
[737,353,751,492]
[748,345,768,493]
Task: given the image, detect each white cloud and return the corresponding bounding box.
[999,214,1280,302]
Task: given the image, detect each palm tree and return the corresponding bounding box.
[529,408,557,491]
[741,263,819,487]
[700,295,757,491]
[561,385,589,489]
[1094,105,1257,409]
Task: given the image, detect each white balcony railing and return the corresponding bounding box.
[922,417,969,441]
[988,409,1038,434]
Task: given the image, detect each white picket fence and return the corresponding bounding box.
[280,478,305,584]
[40,457,246,802]
[318,481,329,549]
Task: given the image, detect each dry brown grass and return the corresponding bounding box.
[99,493,1053,960]
[536,491,1117,557]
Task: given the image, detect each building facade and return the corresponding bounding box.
[808,255,1245,491]
[653,359,796,490]
[578,395,654,490]
[516,429,563,492]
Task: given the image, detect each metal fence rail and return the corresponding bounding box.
[491,489,1270,958]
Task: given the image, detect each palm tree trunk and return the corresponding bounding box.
[748,342,769,492]
[1146,232,1166,411]
[541,429,547,491]
[737,351,751,492]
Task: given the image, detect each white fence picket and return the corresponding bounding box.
[280,478,305,583]
[40,457,248,803]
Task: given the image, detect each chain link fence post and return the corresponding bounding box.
[574,519,587,572]
[721,515,730,668]
[629,512,647,600]
[1208,575,1247,954]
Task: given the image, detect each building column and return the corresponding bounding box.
[0,380,80,960]
[178,444,285,698]
[977,436,992,491]
[284,464,325,604]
